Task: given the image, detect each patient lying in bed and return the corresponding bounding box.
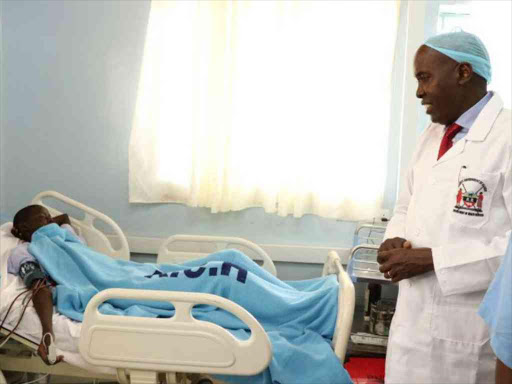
[7,204,82,365]
[6,204,352,384]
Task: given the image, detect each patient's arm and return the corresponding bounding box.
[31,279,64,365]
[52,213,71,226]
[53,214,84,243]
[16,256,65,364]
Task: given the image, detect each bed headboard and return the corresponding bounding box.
[31,191,130,261]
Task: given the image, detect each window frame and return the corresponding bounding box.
[384,1,439,212]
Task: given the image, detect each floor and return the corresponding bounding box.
[345,356,386,384]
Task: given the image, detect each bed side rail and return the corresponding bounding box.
[322,250,355,363]
[158,235,277,276]
[32,191,129,260]
[79,288,272,376]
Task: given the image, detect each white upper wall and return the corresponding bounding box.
[0,1,4,215]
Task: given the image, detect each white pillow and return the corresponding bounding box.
[1,223,19,258]
[0,223,23,311]
[1,222,21,282]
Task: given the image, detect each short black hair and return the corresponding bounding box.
[13,205,45,229]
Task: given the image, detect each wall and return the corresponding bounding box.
[0,0,364,279]
[0,1,4,219]
[0,1,428,318]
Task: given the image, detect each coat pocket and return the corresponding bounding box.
[431,290,490,346]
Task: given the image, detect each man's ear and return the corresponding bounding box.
[457,62,473,85]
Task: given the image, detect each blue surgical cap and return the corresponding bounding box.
[425,31,492,83]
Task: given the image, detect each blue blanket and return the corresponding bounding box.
[30,224,352,384]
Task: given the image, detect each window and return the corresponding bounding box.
[129,1,400,220]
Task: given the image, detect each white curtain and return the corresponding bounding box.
[130,0,399,220]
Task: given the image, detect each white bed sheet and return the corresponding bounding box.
[0,223,116,375]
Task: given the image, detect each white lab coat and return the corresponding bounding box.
[384,92,512,384]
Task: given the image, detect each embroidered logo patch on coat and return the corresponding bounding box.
[453,178,487,217]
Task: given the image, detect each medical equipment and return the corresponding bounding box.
[1,191,355,384]
[16,372,51,384]
[352,221,387,247]
[368,299,395,337]
[348,221,395,359]
[0,278,52,351]
[348,221,390,284]
[43,333,57,365]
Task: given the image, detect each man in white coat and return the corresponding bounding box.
[377,31,512,383]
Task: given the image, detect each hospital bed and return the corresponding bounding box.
[0,191,355,384]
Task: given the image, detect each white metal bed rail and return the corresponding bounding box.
[79,288,272,376]
[323,250,355,362]
[32,190,129,260]
[158,235,277,276]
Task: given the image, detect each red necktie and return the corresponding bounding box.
[438,123,463,160]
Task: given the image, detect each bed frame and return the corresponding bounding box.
[0,191,355,384]
[158,235,277,276]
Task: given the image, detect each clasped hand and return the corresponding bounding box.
[377,237,434,283]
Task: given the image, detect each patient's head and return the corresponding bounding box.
[11,205,53,242]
